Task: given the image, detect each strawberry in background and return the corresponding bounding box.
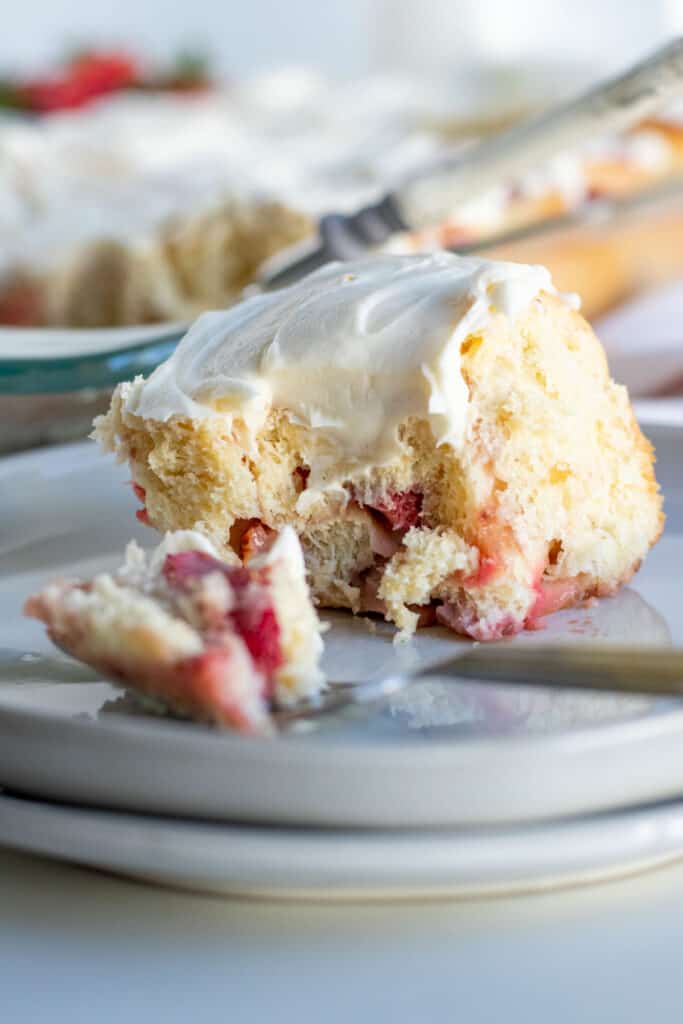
[0,47,212,114]
[20,50,141,112]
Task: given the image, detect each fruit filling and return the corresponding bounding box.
[25,528,324,734]
[363,490,423,533]
[97,254,662,647]
[163,550,284,683]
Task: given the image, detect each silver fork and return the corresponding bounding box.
[2,645,681,728]
[272,645,683,726]
[260,39,683,291]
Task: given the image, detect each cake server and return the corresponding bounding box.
[272,645,683,726]
[260,39,683,289]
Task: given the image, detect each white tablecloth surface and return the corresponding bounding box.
[2,844,683,1023]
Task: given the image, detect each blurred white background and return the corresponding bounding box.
[2,0,683,81]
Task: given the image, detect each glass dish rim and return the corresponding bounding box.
[0,324,186,395]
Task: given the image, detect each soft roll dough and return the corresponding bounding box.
[96,253,662,641]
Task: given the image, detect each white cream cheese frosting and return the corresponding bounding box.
[125,253,560,495]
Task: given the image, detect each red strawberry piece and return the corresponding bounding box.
[20,77,86,112]
[462,505,511,587]
[436,601,520,641]
[68,51,140,99]
[162,550,283,686]
[240,519,276,562]
[0,278,43,325]
[163,550,250,592]
[131,482,150,525]
[21,51,140,113]
[525,577,582,627]
[231,603,283,683]
[368,490,422,533]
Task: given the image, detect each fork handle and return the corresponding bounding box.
[397,39,683,229]
[425,645,683,697]
[273,645,683,728]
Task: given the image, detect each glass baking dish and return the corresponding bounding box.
[470,177,683,319]
[0,324,184,453]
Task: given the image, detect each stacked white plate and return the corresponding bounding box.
[0,420,682,900]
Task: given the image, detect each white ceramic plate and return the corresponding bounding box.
[3,789,683,900]
[0,425,682,830]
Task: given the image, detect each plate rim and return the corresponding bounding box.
[1,425,682,828]
[3,789,683,900]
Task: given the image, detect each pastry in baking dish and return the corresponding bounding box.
[25,527,324,734]
[0,201,312,328]
[96,252,662,642]
[2,70,683,329]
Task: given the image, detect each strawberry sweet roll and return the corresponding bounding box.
[95,253,662,641]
